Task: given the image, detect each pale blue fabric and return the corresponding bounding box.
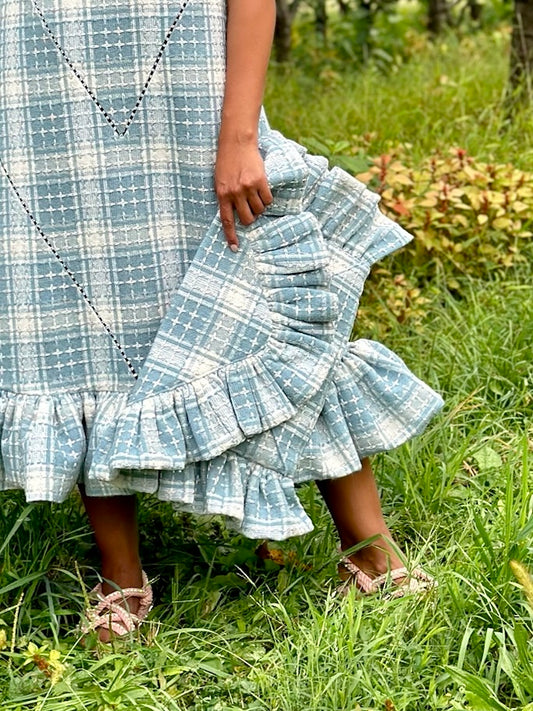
[0,0,443,538]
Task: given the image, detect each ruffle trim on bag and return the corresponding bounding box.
[294,339,445,483]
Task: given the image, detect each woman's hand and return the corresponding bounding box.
[218,0,276,252]
[215,135,273,251]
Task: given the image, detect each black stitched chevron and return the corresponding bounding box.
[0,156,139,379]
[31,0,192,137]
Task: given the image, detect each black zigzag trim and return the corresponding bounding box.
[31,0,192,137]
[0,157,139,379]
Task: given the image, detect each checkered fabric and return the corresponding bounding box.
[0,0,443,538]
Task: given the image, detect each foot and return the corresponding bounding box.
[87,560,146,643]
[336,537,436,599]
[338,532,404,581]
[336,531,426,598]
[101,561,144,602]
[82,569,152,643]
[336,551,436,599]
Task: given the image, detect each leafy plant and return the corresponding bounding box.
[449,621,533,710]
[356,146,533,282]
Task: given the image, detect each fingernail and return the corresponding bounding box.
[229,244,239,253]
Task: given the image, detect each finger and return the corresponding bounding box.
[234,196,256,227]
[258,181,273,207]
[247,191,267,217]
[219,198,239,251]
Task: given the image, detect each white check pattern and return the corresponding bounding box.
[0,0,443,538]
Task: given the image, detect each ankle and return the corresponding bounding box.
[347,546,397,577]
[100,557,143,594]
[340,535,403,578]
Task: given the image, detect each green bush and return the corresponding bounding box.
[356,145,533,281]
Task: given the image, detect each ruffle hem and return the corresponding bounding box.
[0,130,444,539]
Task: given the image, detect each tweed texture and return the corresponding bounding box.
[0,0,443,538]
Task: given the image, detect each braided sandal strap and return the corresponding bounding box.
[82,570,153,637]
[337,553,380,594]
[382,567,437,600]
[337,548,437,599]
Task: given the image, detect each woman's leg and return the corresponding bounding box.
[316,457,404,577]
[79,488,143,591]
[79,488,144,639]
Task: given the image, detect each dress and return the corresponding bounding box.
[0,0,443,539]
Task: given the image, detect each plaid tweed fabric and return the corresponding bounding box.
[0,0,443,538]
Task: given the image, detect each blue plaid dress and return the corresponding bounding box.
[0,0,443,539]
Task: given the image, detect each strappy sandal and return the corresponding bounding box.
[81,570,153,638]
[336,550,437,600]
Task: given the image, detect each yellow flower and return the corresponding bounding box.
[48,649,66,686]
[49,663,66,686]
[510,560,533,609]
[0,629,7,651]
[19,642,67,685]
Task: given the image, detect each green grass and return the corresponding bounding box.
[1,28,533,711]
[1,272,531,710]
[265,30,533,168]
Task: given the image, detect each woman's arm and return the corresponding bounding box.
[215,0,277,251]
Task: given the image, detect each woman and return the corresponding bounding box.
[0,0,443,640]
